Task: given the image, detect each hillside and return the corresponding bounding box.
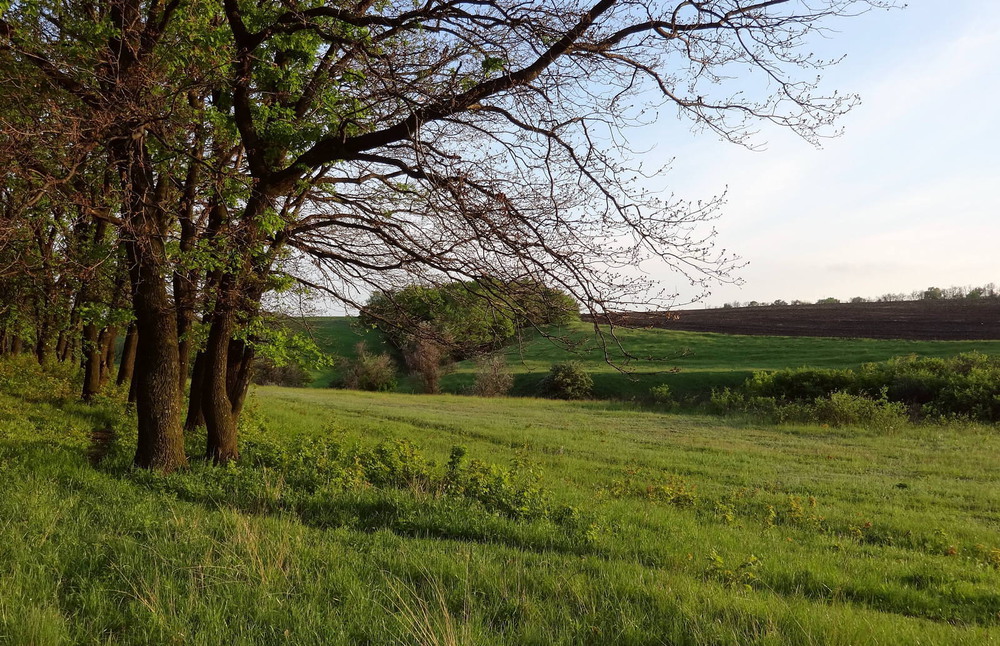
[591,299,1000,340]
[295,317,1000,399]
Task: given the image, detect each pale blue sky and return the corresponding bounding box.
[640,1,1000,307]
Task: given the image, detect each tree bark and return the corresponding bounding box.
[99,325,118,386]
[81,322,102,400]
[202,293,239,464]
[114,136,186,472]
[126,240,186,470]
[117,323,138,387]
[226,338,255,420]
[184,349,207,431]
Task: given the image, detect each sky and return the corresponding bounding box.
[636,1,1000,308]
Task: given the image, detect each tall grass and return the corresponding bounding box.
[2,358,999,644]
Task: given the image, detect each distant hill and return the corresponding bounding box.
[588,299,1000,341]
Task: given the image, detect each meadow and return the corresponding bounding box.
[2,342,1000,645]
[300,317,1000,400]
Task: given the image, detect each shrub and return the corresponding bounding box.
[537,361,593,400]
[342,342,398,392]
[802,392,908,432]
[744,367,856,402]
[472,354,514,397]
[649,384,673,405]
[252,357,312,387]
[736,353,1000,423]
[402,326,450,394]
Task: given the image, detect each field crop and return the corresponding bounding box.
[2,355,1000,645]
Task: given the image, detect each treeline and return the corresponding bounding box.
[720,283,1000,309]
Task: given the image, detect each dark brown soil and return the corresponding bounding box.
[588,300,1000,341]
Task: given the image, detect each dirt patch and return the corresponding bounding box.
[587,300,1000,341]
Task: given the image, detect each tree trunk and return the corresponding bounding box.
[202,298,239,464]
[99,326,118,387]
[184,350,207,431]
[35,312,53,365]
[55,331,69,362]
[114,136,186,472]
[127,241,187,471]
[117,323,138,386]
[81,322,102,400]
[226,338,255,420]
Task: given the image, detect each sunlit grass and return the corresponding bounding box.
[3,354,999,644]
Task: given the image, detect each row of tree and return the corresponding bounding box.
[0,0,887,470]
[720,283,1000,309]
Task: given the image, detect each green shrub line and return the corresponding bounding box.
[702,352,1000,426]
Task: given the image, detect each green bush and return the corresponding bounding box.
[806,391,908,432]
[537,361,593,400]
[341,342,397,392]
[737,353,1000,423]
[649,384,673,405]
[744,367,856,402]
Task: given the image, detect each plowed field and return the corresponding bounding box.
[592,299,1000,340]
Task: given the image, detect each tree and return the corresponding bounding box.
[1,0,897,467]
[922,287,944,301]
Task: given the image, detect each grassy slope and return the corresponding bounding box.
[3,355,1000,645]
[301,317,1000,398]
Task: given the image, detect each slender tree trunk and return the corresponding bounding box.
[35,317,53,365]
[174,137,203,394]
[202,295,239,464]
[55,331,69,362]
[117,323,138,386]
[99,326,118,386]
[176,306,195,392]
[226,338,255,420]
[59,291,84,364]
[81,322,102,400]
[184,349,207,431]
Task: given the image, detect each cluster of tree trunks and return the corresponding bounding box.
[0,0,885,471]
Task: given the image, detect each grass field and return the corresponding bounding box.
[2,356,1000,645]
[298,317,1000,399]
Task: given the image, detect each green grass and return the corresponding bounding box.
[3,356,1000,644]
[301,317,1000,399]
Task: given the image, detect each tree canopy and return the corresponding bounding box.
[0,0,896,469]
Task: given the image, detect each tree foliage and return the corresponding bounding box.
[0,0,897,467]
[362,280,578,358]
